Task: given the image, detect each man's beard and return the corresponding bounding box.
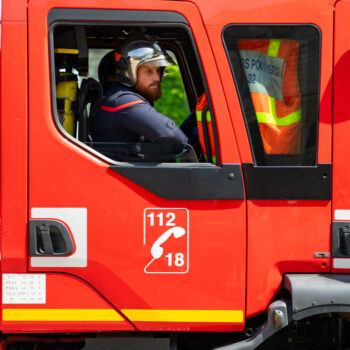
[136,83,162,102]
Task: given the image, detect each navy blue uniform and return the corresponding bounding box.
[91,84,188,144]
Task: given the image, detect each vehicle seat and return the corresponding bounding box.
[76,78,103,142]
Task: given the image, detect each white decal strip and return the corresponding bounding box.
[3,274,46,304]
[333,258,350,269]
[30,208,87,268]
[143,208,189,274]
[334,210,350,221]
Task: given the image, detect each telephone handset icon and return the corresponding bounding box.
[151,227,186,259]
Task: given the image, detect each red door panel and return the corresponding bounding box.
[203,0,333,317]
[26,0,246,332]
[333,0,350,272]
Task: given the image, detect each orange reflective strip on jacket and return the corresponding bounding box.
[238,38,301,154]
[195,94,216,162]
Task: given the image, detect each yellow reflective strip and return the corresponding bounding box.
[197,110,212,122]
[122,309,244,323]
[54,48,79,55]
[256,109,301,126]
[196,111,202,122]
[206,110,212,122]
[267,39,281,57]
[3,309,124,322]
[269,96,276,118]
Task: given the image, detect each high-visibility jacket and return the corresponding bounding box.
[238,39,301,154]
[196,94,216,163]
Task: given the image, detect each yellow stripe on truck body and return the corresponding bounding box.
[3,309,124,322]
[3,308,244,323]
[122,309,244,323]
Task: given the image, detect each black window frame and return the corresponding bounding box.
[222,24,331,200]
[49,17,220,166]
[222,24,321,167]
[45,9,247,201]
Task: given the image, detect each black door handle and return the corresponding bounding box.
[29,219,75,256]
[332,222,350,258]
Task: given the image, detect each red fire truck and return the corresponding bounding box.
[1,0,350,348]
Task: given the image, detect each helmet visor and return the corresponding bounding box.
[142,57,175,67]
[137,42,175,67]
[126,42,176,86]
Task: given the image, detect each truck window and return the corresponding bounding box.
[223,25,320,166]
[86,48,190,127]
[50,24,216,164]
[154,52,191,127]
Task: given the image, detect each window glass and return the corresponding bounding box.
[52,24,216,164]
[223,26,320,166]
[154,53,190,127]
[85,48,111,83]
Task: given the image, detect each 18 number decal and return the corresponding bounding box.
[165,253,185,267]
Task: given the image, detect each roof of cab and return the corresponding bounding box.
[184,0,336,26]
[2,0,26,22]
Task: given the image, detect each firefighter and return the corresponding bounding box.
[91,41,189,147]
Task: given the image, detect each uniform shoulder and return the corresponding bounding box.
[104,84,146,107]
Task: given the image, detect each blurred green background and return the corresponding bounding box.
[154,65,190,126]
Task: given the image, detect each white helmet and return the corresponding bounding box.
[98,41,175,89]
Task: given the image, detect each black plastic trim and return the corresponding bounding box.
[29,219,75,256]
[222,24,321,166]
[48,9,188,27]
[242,163,331,200]
[110,164,244,200]
[332,222,350,258]
[48,15,220,165]
[215,300,289,350]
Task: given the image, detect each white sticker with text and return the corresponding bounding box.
[2,274,46,304]
[240,49,285,101]
[144,208,189,274]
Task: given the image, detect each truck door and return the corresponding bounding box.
[22,0,246,332]
[333,0,350,271]
[200,0,333,318]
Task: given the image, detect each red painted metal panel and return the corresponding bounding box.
[206,25,252,164]
[199,0,333,317]
[0,21,28,274]
[246,200,331,317]
[27,0,246,332]
[332,0,350,272]
[2,0,27,22]
[333,1,350,212]
[2,274,135,333]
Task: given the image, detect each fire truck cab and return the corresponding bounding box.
[1,0,350,349]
